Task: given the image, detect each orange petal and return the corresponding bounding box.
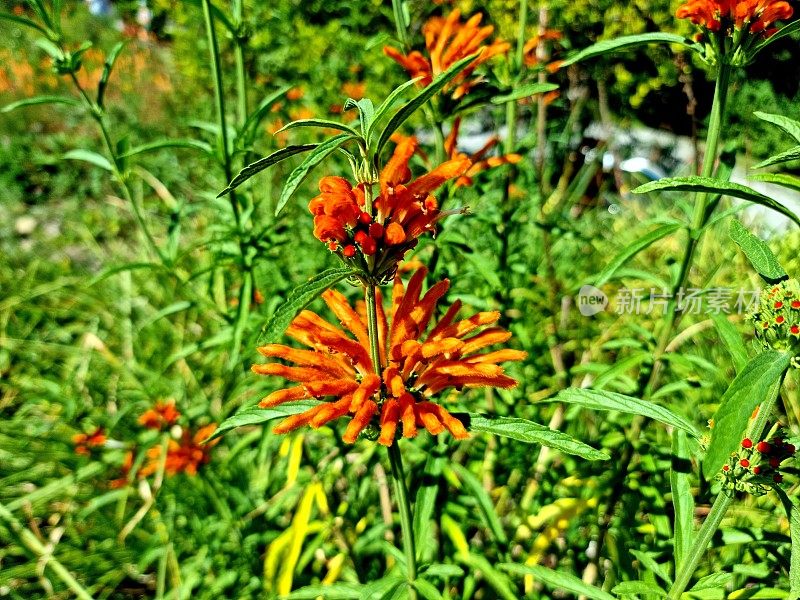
[342,400,378,443]
[304,378,360,398]
[406,157,471,198]
[251,363,334,383]
[384,222,407,245]
[310,396,352,428]
[378,398,401,446]
[415,402,445,435]
[398,392,418,438]
[258,385,309,408]
[351,373,381,411]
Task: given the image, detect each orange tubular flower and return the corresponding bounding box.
[73,427,106,456]
[384,9,510,100]
[444,117,522,187]
[140,424,219,477]
[252,267,526,446]
[676,0,793,35]
[138,398,181,430]
[309,137,470,281]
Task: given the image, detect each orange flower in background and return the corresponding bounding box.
[676,0,793,35]
[308,137,469,280]
[140,424,218,477]
[444,117,522,187]
[109,451,135,489]
[252,267,526,445]
[73,427,106,456]
[138,399,181,430]
[384,9,510,100]
[341,81,367,100]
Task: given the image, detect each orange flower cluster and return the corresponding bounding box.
[73,427,106,456]
[384,9,510,100]
[140,425,219,477]
[444,118,522,187]
[310,138,469,280]
[676,0,793,34]
[252,267,526,446]
[137,398,181,430]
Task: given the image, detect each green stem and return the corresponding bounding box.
[365,284,417,598]
[667,370,786,598]
[388,442,419,598]
[504,0,529,155]
[232,0,248,128]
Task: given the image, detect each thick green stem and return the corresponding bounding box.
[503,0,529,155]
[388,442,418,598]
[365,284,417,598]
[667,370,786,597]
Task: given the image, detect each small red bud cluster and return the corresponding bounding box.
[721,434,796,494]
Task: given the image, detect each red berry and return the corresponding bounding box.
[368,222,384,239]
[753,466,761,475]
[774,474,783,483]
[740,459,750,468]
[742,438,753,449]
[358,211,372,224]
[342,245,356,258]
[775,301,784,309]
[757,441,771,453]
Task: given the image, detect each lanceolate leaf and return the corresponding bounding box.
[594,223,683,287]
[499,563,617,600]
[491,82,560,104]
[710,312,749,374]
[63,149,114,172]
[449,463,508,545]
[559,33,700,67]
[670,430,695,573]
[258,268,354,344]
[208,400,322,441]
[375,52,478,157]
[612,581,667,597]
[729,219,788,283]
[121,138,213,159]
[276,133,355,216]
[753,19,800,54]
[218,144,317,197]
[275,118,359,137]
[462,413,609,460]
[97,41,125,108]
[750,172,800,193]
[284,583,362,599]
[754,112,800,144]
[633,176,800,227]
[2,95,81,113]
[773,486,800,597]
[555,388,700,438]
[754,145,800,169]
[704,350,791,477]
[367,77,421,141]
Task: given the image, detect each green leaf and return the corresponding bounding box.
[750,173,800,193]
[121,139,213,159]
[357,574,405,600]
[375,52,478,157]
[491,82,560,104]
[773,486,800,598]
[258,268,354,344]
[420,564,464,579]
[367,77,421,141]
[0,11,49,35]
[630,549,672,586]
[218,144,317,197]
[499,563,617,600]
[753,146,800,169]
[284,583,362,599]
[594,223,683,286]
[35,37,63,60]
[560,33,700,67]
[208,401,322,441]
[754,112,800,144]
[710,312,748,374]
[414,453,444,561]
[276,134,355,216]
[275,118,359,137]
[753,19,800,55]
[612,581,667,597]
[462,413,609,460]
[450,463,507,545]
[671,430,695,574]
[633,176,800,227]
[63,149,114,172]
[555,388,700,437]
[729,219,788,283]
[704,350,791,477]
[238,86,291,141]
[2,95,81,113]
[459,554,517,600]
[412,579,443,600]
[345,98,375,138]
[689,572,733,591]
[97,41,125,108]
